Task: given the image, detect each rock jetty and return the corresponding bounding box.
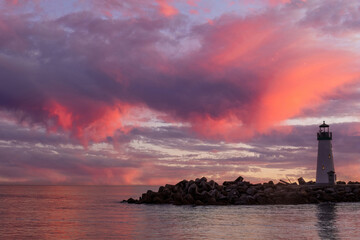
[123,176,360,205]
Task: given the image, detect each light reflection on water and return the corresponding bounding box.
[1,186,360,239]
[316,203,338,240]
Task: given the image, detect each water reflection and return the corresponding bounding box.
[2,186,360,239]
[316,203,339,240]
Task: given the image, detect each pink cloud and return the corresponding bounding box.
[156,0,179,17]
[186,0,200,7]
[2,0,360,186]
[0,0,360,144]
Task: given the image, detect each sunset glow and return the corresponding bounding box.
[0,0,360,185]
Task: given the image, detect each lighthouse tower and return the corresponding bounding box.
[316,121,336,185]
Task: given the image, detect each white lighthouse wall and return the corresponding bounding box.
[316,140,335,184]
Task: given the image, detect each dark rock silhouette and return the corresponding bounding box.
[298,177,306,185]
[123,177,360,205]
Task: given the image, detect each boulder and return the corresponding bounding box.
[237,186,248,194]
[195,200,204,205]
[200,177,207,182]
[158,186,165,192]
[298,188,308,197]
[215,184,223,191]
[237,194,248,204]
[283,192,298,204]
[247,196,256,204]
[175,179,188,190]
[198,190,211,201]
[209,189,219,198]
[223,181,235,186]
[199,180,208,191]
[208,180,216,189]
[298,177,306,185]
[345,192,355,201]
[315,190,325,200]
[185,180,194,191]
[172,192,183,203]
[207,197,217,205]
[246,187,256,196]
[217,194,227,202]
[188,183,199,195]
[184,194,194,204]
[127,198,137,204]
[264,187,274,195]
[255,194,268,204]
[195,178,201,185]
[235,176,244,182]
[325,188,335,194]
[165,184,173,188]
[153,197,163,204]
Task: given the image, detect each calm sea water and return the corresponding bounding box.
[1,186,360,239]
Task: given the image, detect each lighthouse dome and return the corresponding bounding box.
[319,121,329,128]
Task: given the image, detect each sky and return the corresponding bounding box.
[0,0,360,185]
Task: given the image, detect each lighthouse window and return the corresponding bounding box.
[322,165,325,170]
[328,154,331,159]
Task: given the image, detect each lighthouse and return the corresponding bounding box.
[316,121,336,185]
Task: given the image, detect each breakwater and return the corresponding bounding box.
[123,177,360,205]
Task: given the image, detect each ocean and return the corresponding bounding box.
[1,185,360,239]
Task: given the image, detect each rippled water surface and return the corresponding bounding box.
[1,186,360,239]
